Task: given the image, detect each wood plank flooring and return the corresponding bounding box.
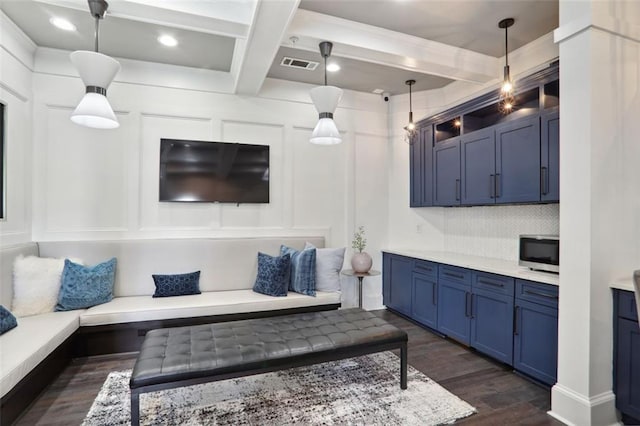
[13,309,563,425]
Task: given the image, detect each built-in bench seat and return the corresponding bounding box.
[0,236,342,425]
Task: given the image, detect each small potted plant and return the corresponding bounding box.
[351,226,372,273]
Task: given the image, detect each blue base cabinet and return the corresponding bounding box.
[412,272,438,329]
[614,290,640,423]
[383,253,414,317]
[513,279,558,385]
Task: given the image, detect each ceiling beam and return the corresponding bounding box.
[286,9,499,84]
[233,0,301,95]
[33,0,251,39]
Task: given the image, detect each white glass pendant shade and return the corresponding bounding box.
[310,85,343,145]
[71,92,119,129]
[310,117,341,145]
[70,50,121,129]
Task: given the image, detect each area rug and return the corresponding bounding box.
[82,351,476,425]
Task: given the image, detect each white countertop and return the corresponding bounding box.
[611,278,635,292]
[382,248,560,286]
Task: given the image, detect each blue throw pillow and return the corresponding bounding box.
[280,245,316,296]
[0,305,17,335]
[152,271,201,298]
[56,258,116,311]
[253,252,291,297]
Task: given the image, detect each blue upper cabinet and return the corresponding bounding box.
[541,110,560,202]
[460,128,496,205]
[495,115,542,204]
[410,125,434,207]
[433,137,461,206]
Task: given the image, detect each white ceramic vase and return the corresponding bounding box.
[351,252,372,273]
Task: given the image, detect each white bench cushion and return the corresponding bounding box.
[0,310,81,398]
[80,290,342,326]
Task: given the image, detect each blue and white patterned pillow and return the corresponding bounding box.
[253,252,291,297]
[0,305,17,335]
[55,258,116,311]
[280,245,317,296]
[152,271,201,298]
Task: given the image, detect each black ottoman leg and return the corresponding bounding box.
[400,342,407,389]
[131,390,140,426]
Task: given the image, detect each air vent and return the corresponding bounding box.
[280,57,319,71]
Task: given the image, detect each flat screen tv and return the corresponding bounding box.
[159,138,269,203]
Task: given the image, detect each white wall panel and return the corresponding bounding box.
[42,107,129,232]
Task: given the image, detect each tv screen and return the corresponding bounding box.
[159,139,269,203]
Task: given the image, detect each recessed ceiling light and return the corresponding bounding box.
[158,35,178,47]
[49,17,76,32]
[326,62,340,72]
[372,89,384,94]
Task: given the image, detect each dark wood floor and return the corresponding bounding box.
[14,309,563,425]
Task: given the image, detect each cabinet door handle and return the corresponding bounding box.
[444,271,464,279]
[495,173,501,198]
[470,293,475,319]
[478,279,504,288]
[524,289,558,300]
[514,305,520,335]
[455,179,460,201]
[541,167,549,195]
[465,292,470,317]
[490,174,495,198]
[432,282,437,305]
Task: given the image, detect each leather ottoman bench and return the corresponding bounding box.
[129,308,408,425]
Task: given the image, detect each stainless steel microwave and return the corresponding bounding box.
[519,235,560,273]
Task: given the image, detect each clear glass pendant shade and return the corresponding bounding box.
[309,85,343,145]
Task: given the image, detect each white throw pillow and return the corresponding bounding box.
[305,242,345,292]
[12,255,75,317]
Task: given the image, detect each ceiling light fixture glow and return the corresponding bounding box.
[403,79,417,145]
[326,62,340,72]
[158,35,178,47]
[50,17,76,32]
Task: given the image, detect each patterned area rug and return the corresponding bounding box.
[82,351,475,425]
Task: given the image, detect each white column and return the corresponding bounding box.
[551,1,640,425]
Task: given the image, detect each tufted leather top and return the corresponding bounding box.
[130,308,407,389]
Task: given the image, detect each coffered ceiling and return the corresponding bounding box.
[0,0,559,95]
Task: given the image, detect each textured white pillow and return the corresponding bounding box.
[305,242,345,292]
[12,255,72,317]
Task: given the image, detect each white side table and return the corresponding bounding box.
[341,269,381,309]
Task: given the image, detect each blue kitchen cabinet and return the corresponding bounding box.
[382,253,414,316]
[541,110,560,202]
[495,115,541,204]
[437,265,471,344]
[412,271,438,329]
[433,137,461,206]
[460,128,496,205]
[614,289,640,423]
[513,279,559,385]
[410,125,434,207]
[469,272,515,364]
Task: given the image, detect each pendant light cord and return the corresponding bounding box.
[94,15,100,53]
[504,25,508,68]
[409,83,413,115]
[323,54,327,86]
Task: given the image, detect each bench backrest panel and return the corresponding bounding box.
[38,237,324,297]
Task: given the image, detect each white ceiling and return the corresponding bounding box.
[0,0,559,95]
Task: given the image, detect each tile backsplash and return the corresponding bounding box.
[443,204,559,261]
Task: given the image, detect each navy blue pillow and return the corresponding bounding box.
[280,245,316,296]
[0,305,17,335]
[152,271,201,298]
[56,258,116,311]
[253,252,291,297]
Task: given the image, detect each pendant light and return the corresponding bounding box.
[70,0,121,129]
[309,41,343,145]
[498,18,515,114]
[403,79,417,144]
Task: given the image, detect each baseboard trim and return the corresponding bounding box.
[550,383,618,426]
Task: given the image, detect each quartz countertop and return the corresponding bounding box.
[382,248,560,286]
[611,278,635,292]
